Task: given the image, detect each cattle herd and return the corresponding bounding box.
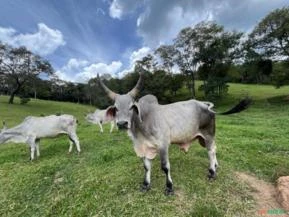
[0,73,250,195]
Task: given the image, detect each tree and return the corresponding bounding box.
[249,7,289,59]
[271,61,289,88]
[190,22,242,98]
[0,43,54,104]
[135,54,157,73]
[169,74,185,96]
[241,43,273,84]
[155,45,177,73]
[174,27,198,98]
[249,7,289,88]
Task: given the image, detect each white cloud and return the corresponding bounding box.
[109,1,123,19]
[56,59,123,83]
[0,23,65,56]
[109,0,215,47]
[0,27,16,42]
[109,0,289,47]
[109,0,143,19]
[56,47,151,82]
[118,46,151,77]
[129,46,151,64]
[96,8,106,16]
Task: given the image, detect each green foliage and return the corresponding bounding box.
[169,74,185,96]
[19,97,30,105]
[271,61,289,87]
[199,77,229,101]
[240,59,273,84]
[249,6,289,58]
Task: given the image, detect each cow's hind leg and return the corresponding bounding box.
[36,139,40,157]
[203,137,218,179]
[160,146,174,195]
[141,157,151,192]
[68,139,74,153]
[68,131,81,153]
[27,137,37,161]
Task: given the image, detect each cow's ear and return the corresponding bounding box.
[130,103,142,122]
[106,106,117,119]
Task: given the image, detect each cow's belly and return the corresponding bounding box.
[33,129,67,138]
[170,132,195,144]
[170,125,198,144]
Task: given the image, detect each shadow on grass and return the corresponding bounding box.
[267,95,289,105]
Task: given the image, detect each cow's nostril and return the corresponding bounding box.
[117,121,128,129]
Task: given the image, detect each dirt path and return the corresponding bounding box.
[235,172,289,216]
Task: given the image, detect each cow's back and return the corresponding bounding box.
[22,115,75,138]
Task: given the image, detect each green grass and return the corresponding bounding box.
[0,83,289,217]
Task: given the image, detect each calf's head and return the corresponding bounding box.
[98,74,142,130]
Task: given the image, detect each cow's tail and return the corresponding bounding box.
[203,102,215,113]
[219,97,252,115]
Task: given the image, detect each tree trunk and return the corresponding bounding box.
[191,72,196,99]
[8,92,15,104]
[8,85,21,104]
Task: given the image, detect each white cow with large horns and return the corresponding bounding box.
[98,73,250,195]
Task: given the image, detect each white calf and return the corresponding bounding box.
[0,115,80,160]
[85,109,115,133]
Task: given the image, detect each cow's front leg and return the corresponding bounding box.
[109,121,114,133]
[141,157,151,192]
[98,122,104,133]
[160,147,174,195]
[28,140,36,161]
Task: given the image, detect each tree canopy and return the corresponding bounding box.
[249,6,289,59]
[0,43,54,103]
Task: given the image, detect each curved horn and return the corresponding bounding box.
[97,74,117,101]
[128,73,143,98]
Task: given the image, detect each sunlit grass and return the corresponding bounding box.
[0,84,288,216]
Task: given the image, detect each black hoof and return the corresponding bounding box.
[165,187,174,196]
[208,168,216,180]
[140,184,151,192]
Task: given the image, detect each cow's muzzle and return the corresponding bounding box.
[117,121,128,130]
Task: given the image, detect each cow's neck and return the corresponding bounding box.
[3,131,26,144]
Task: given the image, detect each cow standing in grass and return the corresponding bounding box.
[99,74,251,195]
[0,114,81,160]
[85,109,115,133]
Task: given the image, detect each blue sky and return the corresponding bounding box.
[0,0,288,83]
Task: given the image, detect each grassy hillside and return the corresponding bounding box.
[0,83,289,217]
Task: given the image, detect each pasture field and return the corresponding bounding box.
[0,83,289,217]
